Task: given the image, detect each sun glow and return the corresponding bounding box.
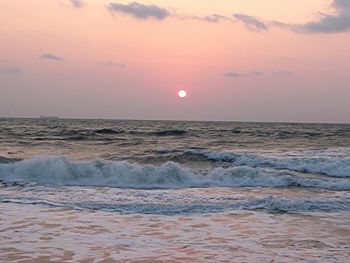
[178,90,187,98]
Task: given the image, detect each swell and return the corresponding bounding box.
[151,129,187,136]
[1,127,190,142]
[0,156,349,190]
[39,128,188,141]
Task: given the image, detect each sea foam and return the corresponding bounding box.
[0,156,349,190]
[1,195,349,214]
[181,148,350,178]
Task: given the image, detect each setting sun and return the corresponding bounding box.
[178,90,187,98]
[0,1,349,261]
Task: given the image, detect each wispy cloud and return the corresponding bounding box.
[272,70,293,77]
[197,14,231,23]
[0,67,22,75]
[224,70,293,79]
[185,14,232,23]
[70,0,84,8]
[58,0,85,9]
[99,61,127,68]
[233,14,269,31]
[107,2,170,20]
[107,2,233,23]
[40,53,64,61]
[223,71,264,78]
[223,72,242,78]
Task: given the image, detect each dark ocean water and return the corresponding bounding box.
[0,118,349,213]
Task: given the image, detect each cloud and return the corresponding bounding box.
[192,14,232,23]
[0,67,22,75]
[295,0,350,33]
[199,14,229,23]
[107,2,170,20]
[233,14,293,32]
[233,13,269,31]
[40,53,64,61]
[57,0,85,9]
[70,0,84,8]
[223,72,242,78]
[99,61,127,68]
[273,70,293,77]
[224,71,293,79]
[223,71,263,78]
[107,2,232,23]
[233,1,350,34]
[105,1,350,34]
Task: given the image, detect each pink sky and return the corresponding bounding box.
[0,0,349,122]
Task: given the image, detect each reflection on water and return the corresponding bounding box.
[1,203,349,262]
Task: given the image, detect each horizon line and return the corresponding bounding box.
[0,116,349,125]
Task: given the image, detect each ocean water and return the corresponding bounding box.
[0,118,349,262]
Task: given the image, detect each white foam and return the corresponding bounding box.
[183,148,350,178]
[0,156,349,190]
[2,195,349,214]
[249,196,350,213]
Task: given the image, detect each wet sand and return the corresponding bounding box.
[1,203,349,262]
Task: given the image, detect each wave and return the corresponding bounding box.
[152,129,187,136]
[55,128,121,137]
[1,196,349,214]
[181,149,350,178]
[94,128,120,134]
[0,156,21,163]
[0,156,349,190]
[39,128,186,140]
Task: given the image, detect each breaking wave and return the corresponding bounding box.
[1,196,349,214]
[0,156,349,190]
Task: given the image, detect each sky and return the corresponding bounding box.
[0,0,350,123]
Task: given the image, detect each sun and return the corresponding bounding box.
[178,90,187,98]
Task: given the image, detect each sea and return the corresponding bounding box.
[0,118,349,262]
